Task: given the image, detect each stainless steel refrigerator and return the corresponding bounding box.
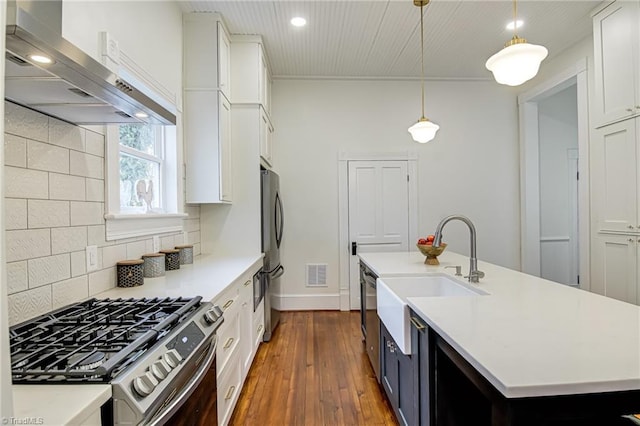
[261,169,284,341]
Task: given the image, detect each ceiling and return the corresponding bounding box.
[179,1,601,80]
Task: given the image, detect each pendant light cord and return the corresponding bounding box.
[512,0,517,38]
[420,2,425,119]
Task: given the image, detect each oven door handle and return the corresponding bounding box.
[146,335,218,426]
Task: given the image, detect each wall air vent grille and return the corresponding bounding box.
[115,111,132,118]
[306,264,328,287]
[6,53,30,66]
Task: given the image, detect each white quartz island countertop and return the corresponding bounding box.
[359,251,640,399]
[11,253,263,425]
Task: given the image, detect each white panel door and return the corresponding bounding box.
[593,119,637,233]
[348,161,409,309]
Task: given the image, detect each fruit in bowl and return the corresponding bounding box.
[416,235,446,265]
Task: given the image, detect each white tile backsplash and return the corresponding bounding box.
[4,102,200,325]
[70,201,104,226]
[5,102,49,142]
[102,244,127,268]
[27,139,69,174]
[49,118,85,152]
[70,151,103,179]
[88,267,116,296]
[52,276,89,310]
[6,198,27,230]
[50,173,86,201]
[8,286,52,325]
[6,229,51,262]
[4,134,26,167]
[85,130,105,157]
[85,178,104,202]
[7,261,28,294]
[70,250,87,277]
[28,253,71,288]
[28,200,70,228]
[51,226,88,254]
[5,166,48,199]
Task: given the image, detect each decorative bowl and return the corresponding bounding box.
[416,242,447,265]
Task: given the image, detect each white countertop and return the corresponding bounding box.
[359,251,640,399]
[97,253,264,302]
[11,253,263,424]
[13,385,111,425]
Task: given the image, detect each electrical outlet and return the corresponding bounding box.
[153,236,160,253]
[86,245,98,272]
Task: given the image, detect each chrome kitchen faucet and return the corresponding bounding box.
[433,214,485,283]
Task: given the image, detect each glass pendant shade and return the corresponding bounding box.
[485,41,548,86]
[408,118,440,143]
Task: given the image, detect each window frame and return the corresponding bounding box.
[105,124,186,241]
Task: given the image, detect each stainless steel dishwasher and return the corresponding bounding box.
[360,261,380,382]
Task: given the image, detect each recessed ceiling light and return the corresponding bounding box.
[29,54,53,64]
[290,17,307,27]
[135,112,149,119]
[506,20,523,31]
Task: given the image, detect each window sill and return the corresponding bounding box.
[105,213,188,241]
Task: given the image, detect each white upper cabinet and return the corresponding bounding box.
[183,14,233,203]
[593,1,640,127]
[592,118,638,233]
[259,107,273,167]
[231,36,272,114]
[183,14,231,97]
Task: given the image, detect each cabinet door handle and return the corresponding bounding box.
[244,280,251,287]
[627,108,634,112]
[223,299,234,309]
[410,316,426,331]
[224,337,235,349]
[629,225,635,229]
[224,385,236,401]
[629,238,634,243]
[257,324,263,333]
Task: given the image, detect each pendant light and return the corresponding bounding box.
[408,0,439,144]
[485,0,548,86]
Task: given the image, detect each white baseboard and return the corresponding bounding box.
[274,293,340,311]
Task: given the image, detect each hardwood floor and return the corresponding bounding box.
[229,311,398,426]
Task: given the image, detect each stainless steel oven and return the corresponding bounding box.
[9,297,224,426]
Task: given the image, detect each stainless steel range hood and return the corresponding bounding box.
[5,0,176,125]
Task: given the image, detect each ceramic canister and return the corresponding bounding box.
[175,244,194,265]
[116,259,145,287]
[142,253,166,278]
[160,249,181,271]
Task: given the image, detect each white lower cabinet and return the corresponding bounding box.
[212,263,264,425]
[591,233,639,304]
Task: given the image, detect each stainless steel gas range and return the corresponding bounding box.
[9,297,223,425]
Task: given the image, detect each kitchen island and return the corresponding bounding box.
[360,251,640,425]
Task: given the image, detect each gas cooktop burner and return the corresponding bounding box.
[9,296,203,383]
[69,351,106,370]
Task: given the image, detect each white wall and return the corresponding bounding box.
[199,106,262,258]
[62,1,183,100]
[271,79,520,308]
[538,85,579,284]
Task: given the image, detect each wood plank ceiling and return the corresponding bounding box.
[180,1,601,79]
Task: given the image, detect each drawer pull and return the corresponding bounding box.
[223,299,234,309]
[410,316,426,331]
[223,337,235,349]
[257,325,263,333]
[244,280,251,287]
[224,385,236,401]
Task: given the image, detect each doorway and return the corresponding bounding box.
[337,153,418,311]
[519,59,590,290]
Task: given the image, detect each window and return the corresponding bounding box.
[118,124,164,213]
[105,123,185,241]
